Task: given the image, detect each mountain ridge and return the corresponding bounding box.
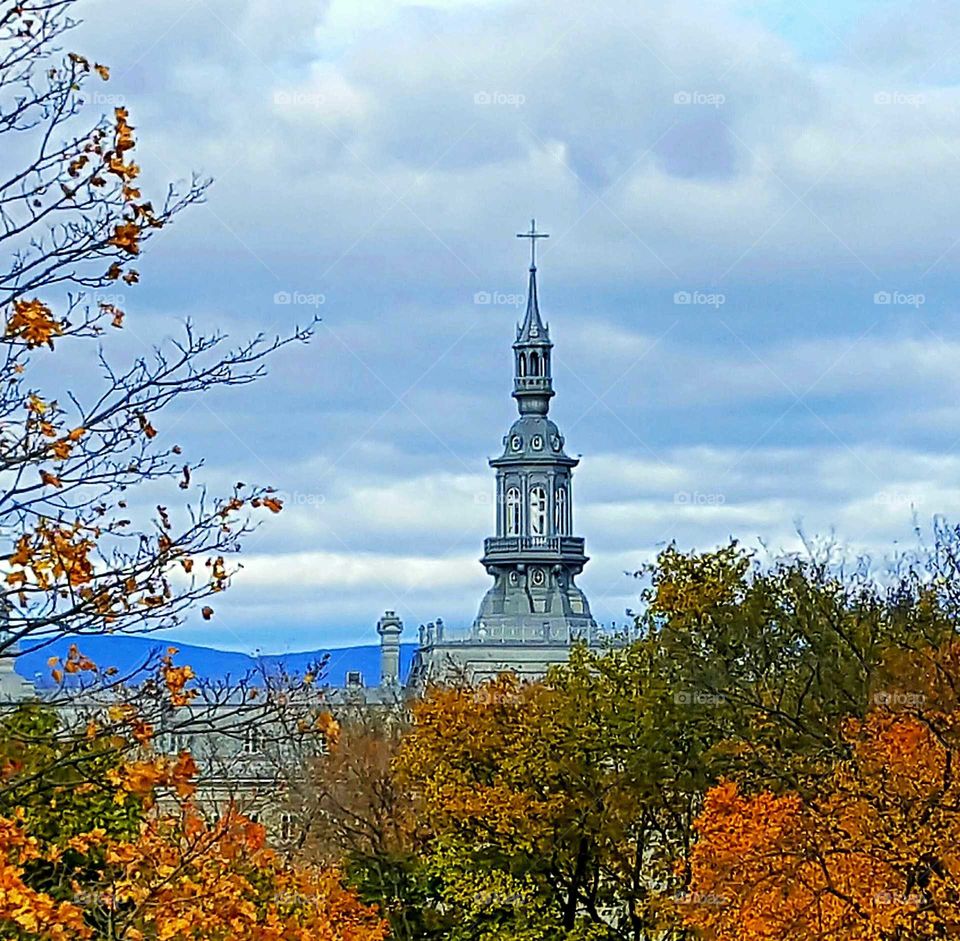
[14,634,417,689]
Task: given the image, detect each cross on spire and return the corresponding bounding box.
[517,218,549,270]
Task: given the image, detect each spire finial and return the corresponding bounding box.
[517,218,549,270]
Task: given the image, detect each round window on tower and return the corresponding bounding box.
[531,568,546,587]
[509,571,519,586]
[511,435,523,451]
[532,434,543,450]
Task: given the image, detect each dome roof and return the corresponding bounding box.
[494,414,576,464]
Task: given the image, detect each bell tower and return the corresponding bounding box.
[472,221,597,643]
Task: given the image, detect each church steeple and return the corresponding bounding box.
[513,220,554,417]
[517,264,548,343]
[469,220,597,645]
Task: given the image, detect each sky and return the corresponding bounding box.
[54,0,960,652]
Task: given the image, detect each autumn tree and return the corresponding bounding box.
[0,681,387,940]
[390,540,960,941]
[0,0,315,670]
[0,0,320,798]
[393,655,721,940]
[0,4,385,938]
[287,700,451,941]
[686,641,960,941]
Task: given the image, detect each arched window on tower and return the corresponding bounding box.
[529,486,547,536]
[517,353,527,377]
[555,486,567,534]
[506,487,521,535]
[530,350,540,376]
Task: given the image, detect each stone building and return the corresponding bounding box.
[0,635,34,702]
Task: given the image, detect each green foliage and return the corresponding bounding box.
[1,703,143,837]
[347,850,451,941]
[334,537,960,940]
[0,702,144,908]
[641,541,956,791]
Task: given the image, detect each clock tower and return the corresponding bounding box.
[472,222,597,642]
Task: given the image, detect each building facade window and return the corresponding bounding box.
[555,486,567,534]
[518,353,526,376]
[280,812,293,840]
[506,487,521,535]
[529,485,547,536]
[242,727,261,755]
[243,726,264,755]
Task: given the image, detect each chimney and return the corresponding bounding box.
[376,610,403,687]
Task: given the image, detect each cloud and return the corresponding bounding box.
[44,0,960,650]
